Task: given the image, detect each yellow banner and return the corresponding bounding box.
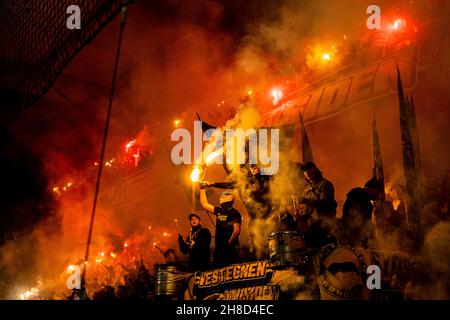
[204,285,279,300]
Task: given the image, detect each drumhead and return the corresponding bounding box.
[268,230,302,238]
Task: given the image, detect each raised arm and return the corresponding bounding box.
[199,187,215,213]
[211,181,235,189]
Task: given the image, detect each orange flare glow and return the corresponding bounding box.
[270,88,283,106]
[126,140,136,153]
[322,53,331,61]
[190,166,201,182]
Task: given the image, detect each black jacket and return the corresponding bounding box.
[342,187,374,221]
[178,226,211,272]
[339,187,375,246]
[301,171,337,218]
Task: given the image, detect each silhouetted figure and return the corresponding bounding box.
[297,161,337,248]
[278,211,298,232]
[339,177,382,247]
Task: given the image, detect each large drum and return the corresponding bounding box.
[155,263,187,299]
[268,231,308,269]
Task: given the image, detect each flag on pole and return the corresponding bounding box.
[397,65,421,238]
[372,115,386,235]
[299,112,314,163]
[408,96,422,171]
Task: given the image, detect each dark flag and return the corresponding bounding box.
[196,113,217,136]
[372,115,386,235]
[408,97,422,170]
[299,112,314,163]
[397,66,421,239]
[196,112,233,176]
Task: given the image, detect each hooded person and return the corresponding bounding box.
[199,185,242,268]
[178,213,212,272]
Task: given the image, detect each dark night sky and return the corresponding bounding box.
[0,0,287,243]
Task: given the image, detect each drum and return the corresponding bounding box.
[268,231,308,269]
[154,263,187,299]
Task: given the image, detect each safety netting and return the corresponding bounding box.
[0,0,124,126]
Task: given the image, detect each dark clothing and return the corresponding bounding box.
[213,206,242,267]
[339,187,375,247]
[299,171,337,248]
[343,188,373,220]
[385,200,408,234]
[279,212,297,232]
[212,171,271,258]
[178,226,211,272]
[300,172,337,218]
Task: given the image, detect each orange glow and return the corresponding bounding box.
[66,265,77,272]
[391,18,405,31]
[174,119,181,127]
[322,53,331,61]
[125,139,136,153]
[190,166,201,182]
[105,159,114,167]
[270,88,283,106]
[393,199,401,211]
[19,287,39,300]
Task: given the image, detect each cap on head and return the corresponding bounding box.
[188,213,201,221]
[364,177,382,190]
[300,161,317,171]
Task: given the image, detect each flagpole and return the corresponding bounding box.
[80,1,130,289]
[372,115,385,237]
